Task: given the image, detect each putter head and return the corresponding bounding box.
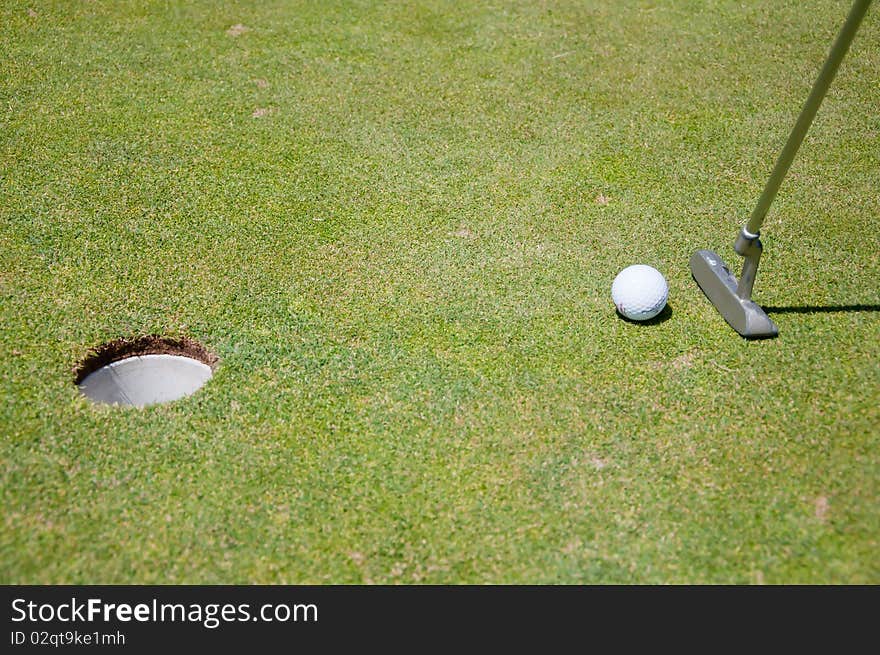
[690,249,778,339]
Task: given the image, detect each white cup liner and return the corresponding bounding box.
[78,353,212,407]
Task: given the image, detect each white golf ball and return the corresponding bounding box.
[611,264,668,321]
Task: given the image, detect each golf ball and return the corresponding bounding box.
[611,264,668,321]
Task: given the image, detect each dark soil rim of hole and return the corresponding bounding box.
[74,335,218,385]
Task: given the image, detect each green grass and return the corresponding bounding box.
[1,0,878,583]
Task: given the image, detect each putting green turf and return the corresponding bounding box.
[2,0,878,583]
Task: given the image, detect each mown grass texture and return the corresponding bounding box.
[1,0,878,582]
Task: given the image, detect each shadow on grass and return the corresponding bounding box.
[615,303,673,326]
[763,304,880,315]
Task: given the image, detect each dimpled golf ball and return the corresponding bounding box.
[611,264,668,321]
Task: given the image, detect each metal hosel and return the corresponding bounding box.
[734,228,763,300]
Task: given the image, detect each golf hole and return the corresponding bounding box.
[75,336,216,407]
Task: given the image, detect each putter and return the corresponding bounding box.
[691,0,872,338]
